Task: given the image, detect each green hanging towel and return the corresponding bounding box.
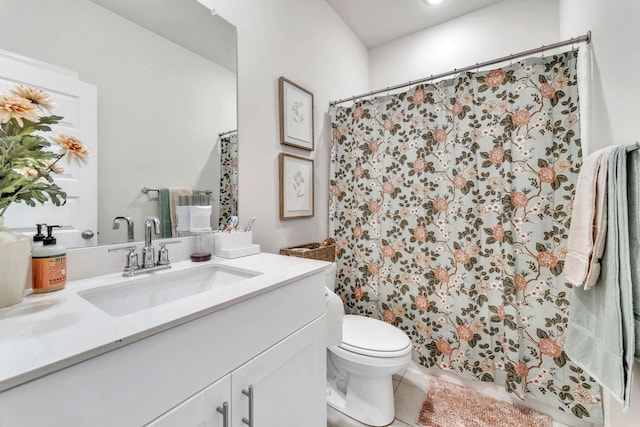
[158,188,173,238]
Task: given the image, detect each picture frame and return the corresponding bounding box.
[279,77,314,151]
[279,153,314,219]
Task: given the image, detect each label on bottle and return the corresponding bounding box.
[32,254,67,293]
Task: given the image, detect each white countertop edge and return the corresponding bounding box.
[0,253,331,392]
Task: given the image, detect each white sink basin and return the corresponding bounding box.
[78,264,260,317]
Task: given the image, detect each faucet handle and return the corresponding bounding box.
[157,240,180,265]
[108,245,139,274]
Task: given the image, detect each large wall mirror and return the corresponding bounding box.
[0,0,237,247]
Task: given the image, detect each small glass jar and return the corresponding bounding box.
[191,231,212,262]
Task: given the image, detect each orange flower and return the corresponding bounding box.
[412,87,427,105]
[493,224,505,242]
[383,118,394,131]
[0,93,39,126]
[515,361,530,378]
[488,146,505,164]
[434,267,450,283]
[454,249,470,264]
[354,286,364,300]
[497,305,506,320]
[540,82,556,99]
[538,166,557,183]
[513,274,528,291]
[382,245,396,258]
[433,128,447,143]
[538,338,562,358]
[485,69,506,88]
[331,185,342,197]
[353,226,363,239]
[367,261,380,274]
[415,295,429,311]
[52,133,89,165]
[353,106,364,120]
[382,309,397,324]
[453,174,467,189]
[332,128,342,140]
[368,139,379,153]
[413,226,427,242]
[436,339,453,356]
[368,200,380,213]
[413,157,427,173]
[11,84,53,110]
[537,251,558,268]
[511,192,529,208]
[457,325,474,341]
[512,109,532,127]
[433,197,449,212]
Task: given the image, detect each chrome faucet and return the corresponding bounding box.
[112,216,134,242]
[142,216,161,269]
[109,216,180,276]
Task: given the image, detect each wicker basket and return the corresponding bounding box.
[280,242,336,262]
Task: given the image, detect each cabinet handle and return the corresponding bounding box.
[241,385,254,426]
[216,401,229,427]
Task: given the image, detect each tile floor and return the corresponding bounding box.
[326,365,580,427]
[327,370,429,427]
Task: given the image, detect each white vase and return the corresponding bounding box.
[0,216,31,308]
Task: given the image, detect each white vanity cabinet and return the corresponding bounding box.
[0,269,327,427]
[146,316,325,427]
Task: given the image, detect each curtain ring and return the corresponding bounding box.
[475,63,479,73]
[509,54,513,66]
[541,44,545,58]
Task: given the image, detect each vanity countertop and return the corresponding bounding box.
[0,253,330,393]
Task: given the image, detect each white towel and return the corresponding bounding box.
[565,146,613,288]
[169,187,192,237]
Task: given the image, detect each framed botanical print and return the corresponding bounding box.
[279,153,314,219]
[279,77,314,151]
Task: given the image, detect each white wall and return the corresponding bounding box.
[369,0,560,90]
[203,0,369,254]
[559,1,640,426]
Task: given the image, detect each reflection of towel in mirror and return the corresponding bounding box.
[158,187,192,238]
[169,187,192,237]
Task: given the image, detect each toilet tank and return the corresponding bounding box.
[325,262,337,291]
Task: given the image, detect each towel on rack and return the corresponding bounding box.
[157,187,192,238]
[627,148,640,360]
[565,145,636,410]
[564,146,613,288]
[158,189,172,238]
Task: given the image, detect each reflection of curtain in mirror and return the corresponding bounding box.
[219,133,238,227]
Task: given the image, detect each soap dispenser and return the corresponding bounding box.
[32,223,46,247]
[32,225,67,293]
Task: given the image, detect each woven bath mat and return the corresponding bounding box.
[416,377,553,427]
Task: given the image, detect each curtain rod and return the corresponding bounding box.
[218,129,237,137]
[329,31,591,107]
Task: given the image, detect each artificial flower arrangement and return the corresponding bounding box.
[0,84,88,217]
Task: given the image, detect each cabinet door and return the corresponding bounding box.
[146,374,231,427]
[231,317,326,427]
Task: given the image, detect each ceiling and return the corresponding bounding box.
[326,0,504,48]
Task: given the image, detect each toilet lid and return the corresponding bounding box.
[339,314,411,357]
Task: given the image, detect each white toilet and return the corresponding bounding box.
[325,264,412,427]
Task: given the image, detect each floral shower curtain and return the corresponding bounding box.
[329,50,602,422]
[219,132,238,227]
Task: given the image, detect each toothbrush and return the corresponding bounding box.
[244,217,256,232]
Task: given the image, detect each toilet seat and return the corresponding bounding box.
[338,315,411,358]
